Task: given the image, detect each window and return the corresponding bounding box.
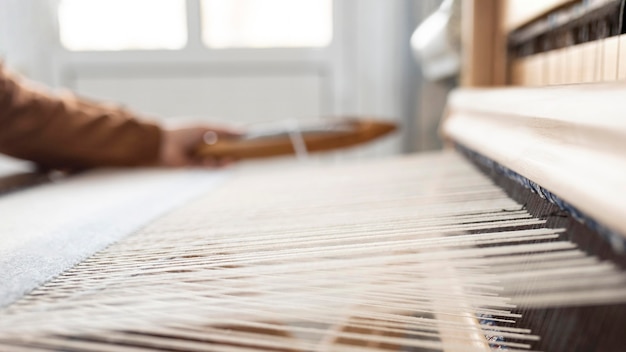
[57,0,333,51]
[201,0,333,48]
[58,0,187,51]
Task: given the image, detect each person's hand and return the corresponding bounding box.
[159,125,242,167]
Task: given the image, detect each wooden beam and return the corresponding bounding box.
[444,83,626,237]
[501,0,577,31]
[461,0,507,87]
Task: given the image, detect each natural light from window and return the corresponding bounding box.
[201,0,333,48]
[58,0,187,51]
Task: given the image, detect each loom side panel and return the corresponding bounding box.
[461,0,513,87]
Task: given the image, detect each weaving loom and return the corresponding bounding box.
[1,0,626,351]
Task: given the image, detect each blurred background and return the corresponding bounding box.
[0,0,458,163]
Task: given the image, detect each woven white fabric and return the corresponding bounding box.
[0,168,229,307]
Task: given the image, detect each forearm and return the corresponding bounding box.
[0,65,162,169]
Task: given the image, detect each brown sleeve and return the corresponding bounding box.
[0,64,162,169]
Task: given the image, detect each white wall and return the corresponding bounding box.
[74,73,324,124]
[347,0,422,154]
[0,0,60,85]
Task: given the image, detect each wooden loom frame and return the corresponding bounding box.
[447,0,626,239]
[1,2,626,351]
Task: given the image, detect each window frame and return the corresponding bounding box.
[51,0,342,120]
[56,0,335,57]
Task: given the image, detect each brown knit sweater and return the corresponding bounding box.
[0,64,161,169]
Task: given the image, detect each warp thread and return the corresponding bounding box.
[456,144,626,253]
